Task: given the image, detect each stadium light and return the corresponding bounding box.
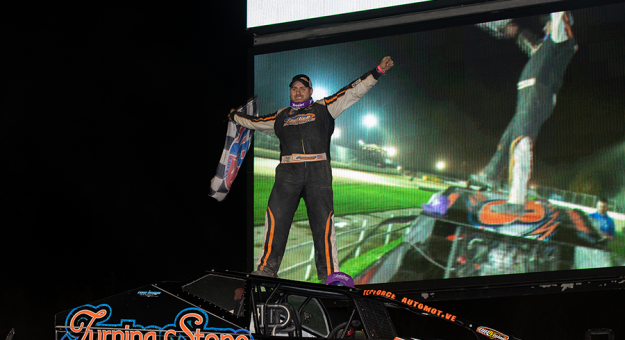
[363,115,378,128]
[384,147,397,157]
[314,87,329,101]
[436,160,446,171]
[332,127,342,139]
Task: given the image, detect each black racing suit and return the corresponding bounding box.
[483,12,576,181]
[233,67,384,279]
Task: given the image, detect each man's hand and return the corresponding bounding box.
[378,56,394,73]
[228,108,236,121]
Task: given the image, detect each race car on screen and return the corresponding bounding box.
[56,269,522,340]
[353,186,611,284]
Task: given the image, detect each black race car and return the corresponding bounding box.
[354,186,610,284]
[55,269,522,340]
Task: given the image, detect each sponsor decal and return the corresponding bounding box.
[479,200,547,225]
[137,290,161,297]
[62,305,253,340]
[361,290,458,323]
[467,198,585,241]
[399,298,457,322]
[476,327,509,340]
[362,289,396,300]
[283,113,316,126]
[328,272,351,283]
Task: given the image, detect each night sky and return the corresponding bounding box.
[3,1,624,339]
[254,6,625,190]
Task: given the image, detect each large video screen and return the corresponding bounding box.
[251,1,624,286]
[247,0,432,28]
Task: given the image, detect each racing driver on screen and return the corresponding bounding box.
[229,56,394,281]
[471,12,577,215]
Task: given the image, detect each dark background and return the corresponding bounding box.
[3,1,624,339]
[3,2,251,338]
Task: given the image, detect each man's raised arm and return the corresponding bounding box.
[324,56,394,119]
[229,108,285,133]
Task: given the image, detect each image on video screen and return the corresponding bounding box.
[251,2,625,284]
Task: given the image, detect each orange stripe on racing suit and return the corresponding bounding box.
[259,207,276,271]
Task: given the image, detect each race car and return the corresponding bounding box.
[354,186,611,284]
[55,269,522,340]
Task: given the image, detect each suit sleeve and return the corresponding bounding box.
[325,67,383,119]
[232,108,287,133]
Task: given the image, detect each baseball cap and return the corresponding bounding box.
[289,74,312,88]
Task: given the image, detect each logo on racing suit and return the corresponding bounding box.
[283,113,316,126]
[351,79,362,87]
[293,155,323,161]
[476,327,509,340]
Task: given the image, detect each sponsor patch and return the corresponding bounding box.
[351,79,362,87]
[283,113,316,126]
[281,153,327,163]
[517,78,536,90]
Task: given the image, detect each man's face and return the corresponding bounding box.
[290,81,313,103]
[597,201,608,214]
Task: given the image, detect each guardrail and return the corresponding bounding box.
[258,220,412,281]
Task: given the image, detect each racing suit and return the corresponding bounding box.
[483,12,576,205]
[233,67,384,279]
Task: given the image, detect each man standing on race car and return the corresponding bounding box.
[229,56,395,281]
[471,12,577,215]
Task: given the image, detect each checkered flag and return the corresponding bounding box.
[209,97,258,202]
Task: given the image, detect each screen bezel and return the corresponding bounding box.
[246,0,497,32]
[246,0,625,299]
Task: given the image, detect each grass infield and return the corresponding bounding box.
[253,175,434,226]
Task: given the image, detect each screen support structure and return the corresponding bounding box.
[253,0,568,46]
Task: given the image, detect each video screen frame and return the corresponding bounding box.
[246,0,433,29]
[247,0,625,296]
